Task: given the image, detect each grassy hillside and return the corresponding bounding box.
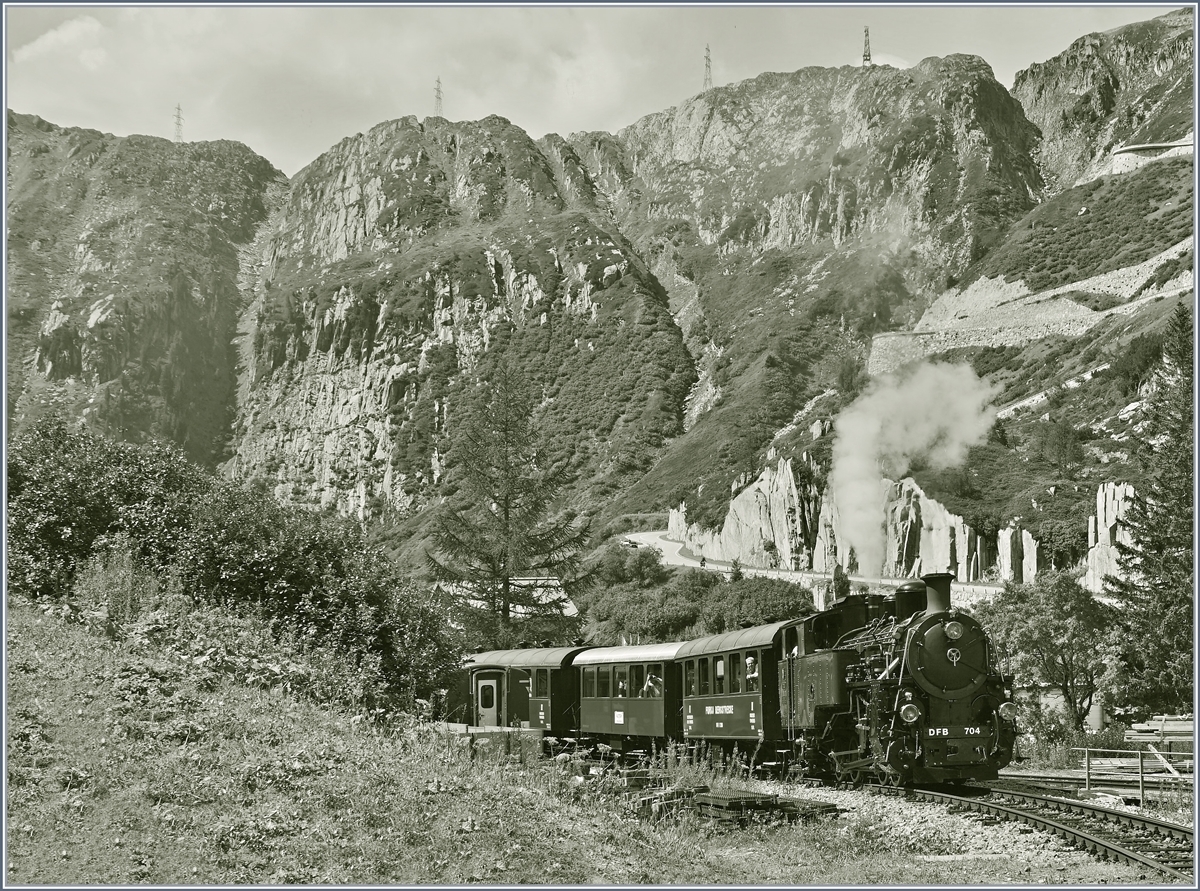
[5,598,1154,885]
[967,157,1192,292]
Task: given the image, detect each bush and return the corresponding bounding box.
[7,413,462,710]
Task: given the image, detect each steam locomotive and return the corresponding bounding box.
[463,573,1018,785]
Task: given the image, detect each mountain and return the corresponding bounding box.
[6,110,284,466]
[227,114,693,530]
[5,8,1193,582]
[1012,6,1193,191]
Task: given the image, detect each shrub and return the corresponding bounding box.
[7,412,462,710]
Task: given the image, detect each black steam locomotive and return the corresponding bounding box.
[462,573,1018,785]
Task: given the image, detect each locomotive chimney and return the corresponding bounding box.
[921,572,954,613]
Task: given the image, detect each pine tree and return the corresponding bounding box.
[427,360,589,647]
[1105,302,1194,712]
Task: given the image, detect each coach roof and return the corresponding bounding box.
[675,620,799,659]
[572,641,688,665]
[465,647,591,669]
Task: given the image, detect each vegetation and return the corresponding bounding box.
[969,158,1192,293]
[426,361,589,649]
[1105,303,1194,713]
[579,544,815,644]
[975,571,1119,734]
[7,413,460,711]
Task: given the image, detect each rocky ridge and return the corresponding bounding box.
[227,115,693,519]
[1012,7,1194,191]
[6,110,283,466]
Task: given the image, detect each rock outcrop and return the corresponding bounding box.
[227,115,694,520]
[670,468,1043,584]
[1012,7,1194,191]
[1083,481,1136,592]
[6,110,284,466]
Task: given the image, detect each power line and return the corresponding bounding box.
[434,77,443,116]
[174,104,184,142]
[703,44,712,91]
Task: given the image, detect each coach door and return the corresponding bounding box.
[475,674,502,726]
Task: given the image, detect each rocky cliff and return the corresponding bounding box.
[1012,7,1194,191]
[668,457,1046,585]
[227,115,693,521]
[1083,481,1136,592]
[6,110,284,466]
[569,55,1047,531]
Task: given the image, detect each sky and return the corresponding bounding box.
[4,3,1184,177]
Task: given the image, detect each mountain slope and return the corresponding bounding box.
[227,114,694,527]
[6,110,284,466]
[1012,6,1194,191]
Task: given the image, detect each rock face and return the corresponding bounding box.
[1012,7,1194,191]
[666,452,820,570]
[6,110,284,466]
[670,469,1043,584]
[228,115,693,519]
[576,54,1043,275]
[1083,481,1136,592]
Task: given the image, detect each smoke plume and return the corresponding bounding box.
[829,362,1000,577]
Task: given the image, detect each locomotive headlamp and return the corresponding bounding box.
[944,620,965,640]
[899,702,922,724]
[998,701,1018,722]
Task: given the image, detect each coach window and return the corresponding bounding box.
[615,665,629,698]
[534,669,549,698]
[745,650,760,692]
[714,655,725,694]
[583,667,596,698]
[685,660,696,696]
[730,652,742,693]
[630,664,646,697]
[645,663,664,698]
[698,657,710,696]
[597,666,612,698]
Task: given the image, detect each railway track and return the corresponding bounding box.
[868,783,1194,882]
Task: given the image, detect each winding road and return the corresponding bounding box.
[622,530,1002,605]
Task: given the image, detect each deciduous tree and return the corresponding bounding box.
[975,571,1120,733]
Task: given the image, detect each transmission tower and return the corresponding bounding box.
[173,104,183,143]
[703,44,712,91]
[862,26,873,68]
[434,77,443,116]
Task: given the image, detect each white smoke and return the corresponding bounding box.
[829,362,1000,577]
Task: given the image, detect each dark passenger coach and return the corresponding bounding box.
[465,647,589,731]
[676,619,807,754]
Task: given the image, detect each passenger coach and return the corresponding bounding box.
[676,620,808,753]
[575,642,686,747]
[465,646,590,731]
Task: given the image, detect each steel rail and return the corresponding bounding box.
[985,787,1193,842]
[867,784,1193,882]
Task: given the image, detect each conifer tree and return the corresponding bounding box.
[427,360,589,647]
[1105,302,1194,712]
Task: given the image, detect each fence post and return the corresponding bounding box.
[1084,748,1090,791]
[1139,750,1145,805]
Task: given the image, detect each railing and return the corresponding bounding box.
[1072,746,1194,803]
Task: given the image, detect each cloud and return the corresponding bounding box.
[12,15,103,63]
